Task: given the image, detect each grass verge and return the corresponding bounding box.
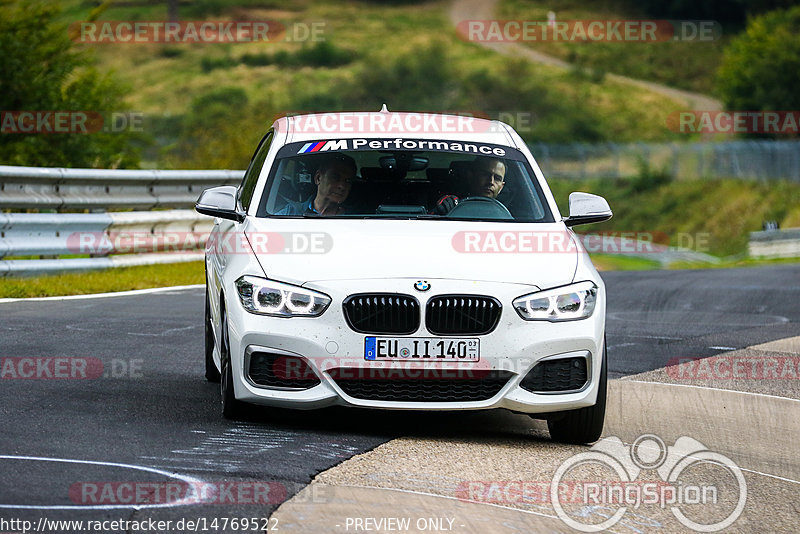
[548,176,800,256]
[55,0,685,171]
[2,254,797,298]
[498,0,729,95]
[590,254,661,271]
[668,256,800,270]
[0,261,204,299]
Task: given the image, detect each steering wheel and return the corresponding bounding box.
[446,196,514,220]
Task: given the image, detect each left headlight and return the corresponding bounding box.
[235,276,331,317]
[513,281,598,322]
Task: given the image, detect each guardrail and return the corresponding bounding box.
[0,210,215,276]
[0,165,243,211]
[749,228,800,259]
[0,164,243,276]
[531,140,800,181]
[3,150,797,277]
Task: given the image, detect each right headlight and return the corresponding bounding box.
[235,276,331,317]
[513,281,597,321]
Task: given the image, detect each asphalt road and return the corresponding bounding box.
[604,265,800,377]
[0,264,797,533]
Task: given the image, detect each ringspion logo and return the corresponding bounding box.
[552,435,746,531]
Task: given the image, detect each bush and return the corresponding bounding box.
[716,5,800,137]
[628,159,673,193]
[200,56,238,72]
[240,42,354,69]
[0,1,140,168]
[160,46,184,58]
[240,52,273,67]
[166,87,268,169]
[292,41,354,67]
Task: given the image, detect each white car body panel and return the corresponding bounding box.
[204,112,607,416]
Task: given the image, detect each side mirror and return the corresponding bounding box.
[195,185,245,222]
[563,192,612,227]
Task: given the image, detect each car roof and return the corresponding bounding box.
[273,111,519,148]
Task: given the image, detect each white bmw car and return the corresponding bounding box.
[197,110,612,444]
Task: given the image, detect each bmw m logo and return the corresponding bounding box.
[414,280,430,292]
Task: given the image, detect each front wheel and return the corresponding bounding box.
[547,341,607,444]
[219,303,245,419]
[204,286,221,383]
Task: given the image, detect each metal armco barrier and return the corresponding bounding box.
[0,212,112,257]
[749,229,800,259]
[0,210,214,276]
[530,140,800,181]
[0,165,243,210]
[2,146,797,277]
[0,164,241,276]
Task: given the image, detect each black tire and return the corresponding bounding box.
[204,286,221,383]
[219,303,245,420]
[547,341,607,445]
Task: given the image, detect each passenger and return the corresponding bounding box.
[277,154,356,215]
[432,156,506,215]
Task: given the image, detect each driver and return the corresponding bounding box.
[432,156,506,215]
[276,154,356,216]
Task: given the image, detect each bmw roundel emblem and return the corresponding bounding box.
[414,280,430,292]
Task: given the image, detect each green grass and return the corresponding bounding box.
[498,0,730,95]
[592,253,800,272]
[2,249,796,299]
[548,176,800,256]
[668,256,800,270]
[0,261,204,298]
[52,0,686,170]
[590,253,661,271]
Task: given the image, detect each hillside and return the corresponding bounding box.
[54,0,697,168]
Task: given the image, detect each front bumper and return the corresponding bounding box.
[225,278,605,414]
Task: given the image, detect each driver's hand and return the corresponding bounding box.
[432,195,459,216]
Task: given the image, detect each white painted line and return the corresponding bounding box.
[612,436,800,486]
[0,455,205,510]
[609,342,638,349]
[624,379,800,403]
[610,334,682,341]
[0,284,204,304]
[607,311,790,326]
[709,346,737,350]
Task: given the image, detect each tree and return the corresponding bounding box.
[716,6,800,115]
[167,87,268,169]
[0,1,141,168]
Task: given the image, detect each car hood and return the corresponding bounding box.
[243,218,578,288]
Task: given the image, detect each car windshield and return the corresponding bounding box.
[256,138,554,222]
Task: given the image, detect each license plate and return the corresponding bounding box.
[365,337,480,361]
